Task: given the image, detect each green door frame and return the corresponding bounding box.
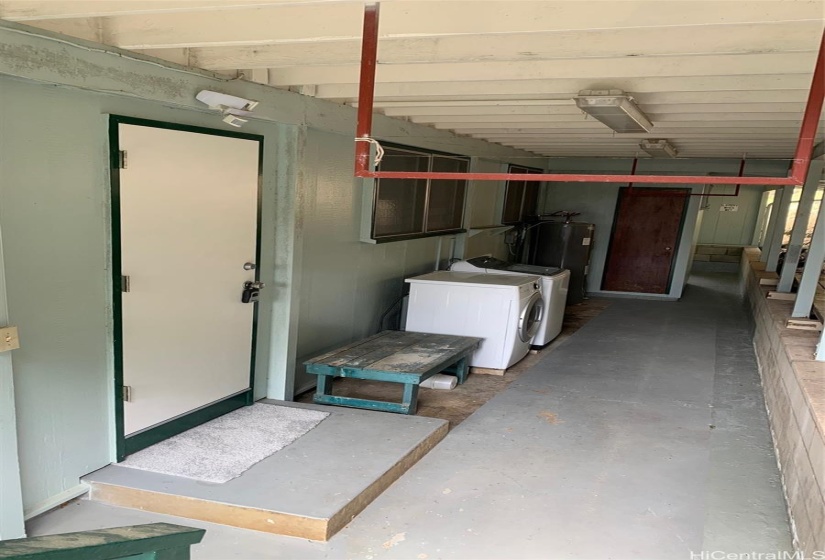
[109,115,264,461]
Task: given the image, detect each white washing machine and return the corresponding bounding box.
[450,256,570,348]
[404,271,544,370]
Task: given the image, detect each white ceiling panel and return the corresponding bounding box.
[3,0,823,159]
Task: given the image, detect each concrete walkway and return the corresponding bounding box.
[27,273,791,559]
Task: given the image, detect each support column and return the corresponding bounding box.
[760,190,782,262]
[792,190,825,318]
[764,186,794,272]
[0,221,25,540]
[778,161,824,291]
[817,325,825,361]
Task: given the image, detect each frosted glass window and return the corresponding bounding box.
[426,157,469,232]
[370,146,469,241]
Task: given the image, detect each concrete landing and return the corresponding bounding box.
[83,401,447,541]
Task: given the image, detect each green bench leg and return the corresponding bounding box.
[402,383,419,415]
[454,357,469,384]
[441,356,469,385]
[315,374,333,397]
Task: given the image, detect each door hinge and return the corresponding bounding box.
[121,275,131,293]
[116,150,128,169]
[122,385,132,402]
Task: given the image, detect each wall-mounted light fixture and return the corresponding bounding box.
[639,139,678,158]
[574,89,653,133]
[195,90,259,128]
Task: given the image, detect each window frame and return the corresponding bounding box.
[501,164,544,225]
[367,143,470,243]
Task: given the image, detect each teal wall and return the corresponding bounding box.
[0,20,535,520]
[292,129,458,394]
[0,218,25,540]
[542,158,789,297]
[697,185,765,245]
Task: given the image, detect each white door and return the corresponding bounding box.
[118,123,260,436]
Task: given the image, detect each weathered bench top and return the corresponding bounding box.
[305,330,481,376]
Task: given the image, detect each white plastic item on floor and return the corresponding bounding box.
[420,373,458,390]
[405,271,544,370]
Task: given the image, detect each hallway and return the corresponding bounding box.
[28,273,791,559]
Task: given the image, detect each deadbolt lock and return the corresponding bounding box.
[242,280,265,304]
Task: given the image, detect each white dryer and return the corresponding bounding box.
[450,256,570,348]
[404,271,543,370]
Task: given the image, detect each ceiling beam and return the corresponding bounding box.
[0,0,353,20]
[381,103,808,117]
[268,52,818,86]
[183,21,822,69]
[314,75,814,101]
[13,0,823,43]
[365,91,813,108]
[411,113,818,125]
[445,121,811,131]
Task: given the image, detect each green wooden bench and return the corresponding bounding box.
[0,523,204,560]
[304,330,481,415]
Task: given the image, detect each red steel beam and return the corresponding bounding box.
[789,31,825,184]
[352,5,819,188]
[355,170,795,186]
[354,3,379,176]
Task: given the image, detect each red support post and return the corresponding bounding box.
[625,157,638,196]
[354,3,380,176]
[789,31,825,184]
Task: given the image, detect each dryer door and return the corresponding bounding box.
[519,292,544,342]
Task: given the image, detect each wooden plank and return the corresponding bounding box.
[314,394,412,414]
[759,277,779,286]
[303,331,400,365]
[0,326,19,352]
[786,318,823,331]
[367,343,479,375]
[470,366,506,376]
[307,364,422,384]
[0,523,204,559]
[325,332,429,367]
[89,484,327,541]
[767,291,797,301]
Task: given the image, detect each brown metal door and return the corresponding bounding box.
[602,188,689,294]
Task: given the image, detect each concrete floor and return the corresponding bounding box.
[27,272,791,559]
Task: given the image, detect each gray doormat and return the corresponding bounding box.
[121,404,329,483]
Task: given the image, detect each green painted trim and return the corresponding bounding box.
[248,139,265,402]
[109,115,264,460]
[124,392,250,456]
[110,115,262,143]
[109,117,125,462]
[0,522,204,560]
